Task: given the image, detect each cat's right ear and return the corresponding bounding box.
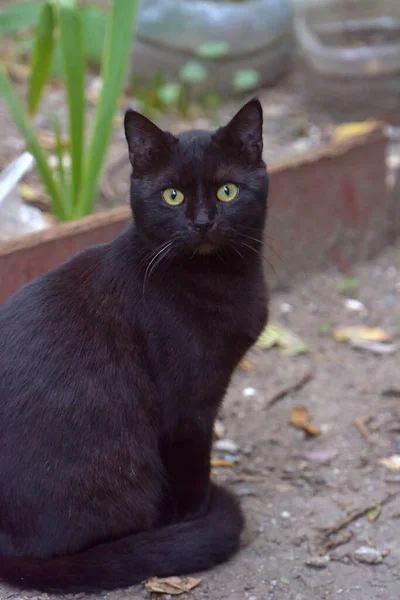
[124,110,176,176]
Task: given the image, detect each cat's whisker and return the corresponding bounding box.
[236,233,264,247]
[229,244,249,265]
[237,241,278,278]
[146,245,173,285]
[237,240,261,256]
[143,241,173,298]
[238,229,283,261]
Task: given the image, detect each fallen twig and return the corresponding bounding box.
[321,530,353,554]
[319,491,398,538]
[266,370,314,409]
[353,415,374,444]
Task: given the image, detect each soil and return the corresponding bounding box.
[2,14,400,597]
[1,238,400,599]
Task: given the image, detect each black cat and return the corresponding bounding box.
[0,99,269,593]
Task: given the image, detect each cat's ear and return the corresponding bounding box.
[215,98,263,162]
[124,110,176,175]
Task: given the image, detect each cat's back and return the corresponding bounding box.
[0,238,140,409]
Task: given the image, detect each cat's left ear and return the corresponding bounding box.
[215,98,264,162]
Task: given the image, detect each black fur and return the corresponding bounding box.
[0,99,269,593]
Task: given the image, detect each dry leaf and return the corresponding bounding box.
[145,577,201,595]
[6,61,31,81]
[367,505,381,522]
[333,327,390,343]
[38,130,56,150]
[290,406,320,437]
[256,323,308,356]
[239,358,254,371]
[379,455,400,472]
[210,458,235,468]
[332,121,379,144]
[18,184,44,203]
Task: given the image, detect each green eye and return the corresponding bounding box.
[163,188,184,206]
[217,183,238,202]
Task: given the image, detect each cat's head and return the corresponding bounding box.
[124,99,269,257]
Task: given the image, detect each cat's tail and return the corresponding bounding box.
[0,485,243,594]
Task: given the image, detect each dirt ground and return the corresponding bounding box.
[2,23,400,599]
[1,241,400,599]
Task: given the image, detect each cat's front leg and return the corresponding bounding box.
[159,420,214,523]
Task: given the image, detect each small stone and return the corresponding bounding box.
[243,387,256,397]
[280,302,293,315]
[345,298,367,315]
[242,444,253,456]
[214,420,225,439]
[280,510,291,519]
[224,453,239,463]
[235,485,257,497]
[214,439,239,453]
[353,546,383,564]
[301,448,338,464]
[305,555,330,569]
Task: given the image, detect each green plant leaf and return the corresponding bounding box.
[179,61,208,84]
[58,4,85,210]
[52,115,68,204]
[204,92,221,110]
[196,41,230,59]
[233,69,260,92]
[53,0,76,6]
[50,41,64,80]
[0,68,64,219]
[78,0,139,216]
[0,2,42,36]
[28,3,55,116]
[158,82,181,105]
[79,4,107,67]
[336,277,360,295]
[53,117,65,184]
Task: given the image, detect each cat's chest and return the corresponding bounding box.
[143,284,267,413]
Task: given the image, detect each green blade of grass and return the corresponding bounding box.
[0,68,65,220]
[28,3,55,116]
[58,4,85,210]
[79,4,107,67]
[52,115,72,215]
[52,115,65,188]
[78,0,139,217]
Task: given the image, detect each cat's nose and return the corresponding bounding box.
[191,219,213,235]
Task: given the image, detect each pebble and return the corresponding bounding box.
[280,510,291,519]
[242,444,254,456]
[300,448,338,464]
[214,419,225,439]
[353,546,384,564]
[305,555,330,569]
[243,387,257,397]
[235,485,257,497]
[214,439,239,453]
[344,298,367,315]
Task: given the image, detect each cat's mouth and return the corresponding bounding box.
[193,241,218,255]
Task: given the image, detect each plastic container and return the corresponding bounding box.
[0,153,48,242]
[132,0,294,96]
[295,0,400,118]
